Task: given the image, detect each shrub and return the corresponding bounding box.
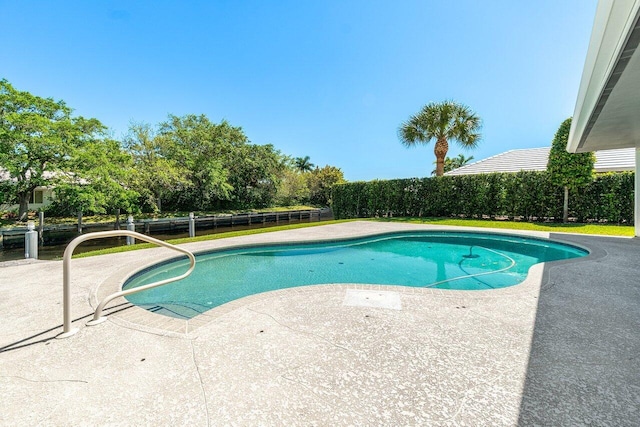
[331,171,634,224]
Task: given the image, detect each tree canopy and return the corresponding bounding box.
[149,114,286,211]
[0,79,136,219]
[431,154,474,175]
[306,165,346,206]
[1,80,346,218]
[399,100,481,177]
[123,122,187,212]
[547,118,594,188]
[547,118,595,222]
[294,156,315,173]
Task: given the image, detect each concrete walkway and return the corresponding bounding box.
[1,221,638,426]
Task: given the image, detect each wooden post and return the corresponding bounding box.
[114,209,121,230]
[38,211,44,244]
[77,211,83,234]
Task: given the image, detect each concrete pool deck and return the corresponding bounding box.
[1,221,639,425]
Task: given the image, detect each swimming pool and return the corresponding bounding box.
[123,231,587,319]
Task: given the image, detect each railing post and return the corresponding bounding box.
[25,221,38,259]
[189,212,195,238]
[126,216,135,245]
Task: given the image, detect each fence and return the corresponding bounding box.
[0,208,329,250]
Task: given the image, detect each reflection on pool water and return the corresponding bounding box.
[124,232,588,319]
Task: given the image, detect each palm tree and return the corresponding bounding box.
[449,153,474,170]
[399,100,481,176]
[294,156,315,173]
[431,154,475,175]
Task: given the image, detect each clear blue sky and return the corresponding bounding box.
[1,0,598,181]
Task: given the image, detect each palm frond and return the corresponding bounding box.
[399,100,481,176]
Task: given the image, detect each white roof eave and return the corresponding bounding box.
[568,0,640,153]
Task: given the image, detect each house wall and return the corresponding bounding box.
[0,187,55,212]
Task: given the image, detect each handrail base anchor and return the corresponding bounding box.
[86,317,108,326]
[56,328,79,339]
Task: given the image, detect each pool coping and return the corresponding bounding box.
[88,221,604,338]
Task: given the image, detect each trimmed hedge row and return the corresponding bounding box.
[331,171,634,224]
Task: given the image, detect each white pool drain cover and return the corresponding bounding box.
[343,289,402,310]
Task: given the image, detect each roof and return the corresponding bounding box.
[0,169,59,182]
[444,147,636,176]
[0,169,87,186]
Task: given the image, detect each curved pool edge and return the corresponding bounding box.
[120,228,593,293]
[90,221,602,338]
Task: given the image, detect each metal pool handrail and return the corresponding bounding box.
[58,230,196,339]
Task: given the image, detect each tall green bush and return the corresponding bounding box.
[547,118,596,222]
[331,172,634,224]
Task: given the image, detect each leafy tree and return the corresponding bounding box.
[45,137,139,216]
[0,79,130,220]
[431,153,475,175]
[547,118,595,222]
[0,179,17,207]
[294,156,315,173]
[399,100,481,176]
[157,114,236,210]
[226,143,285,209]
[124,122,187,212]
[307,165,346,206]
[276,168,310,206]
[75,138,138,213]
[154,114,285,210]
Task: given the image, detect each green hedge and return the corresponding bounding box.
[332,171,634,224]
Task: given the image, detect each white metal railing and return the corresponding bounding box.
[58,230,196,338]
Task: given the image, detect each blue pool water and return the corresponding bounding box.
[124,232,587,319]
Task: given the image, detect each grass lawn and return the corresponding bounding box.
[74,219,357,258]
[375,217,635,236]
